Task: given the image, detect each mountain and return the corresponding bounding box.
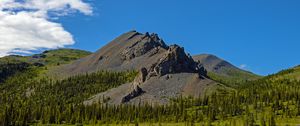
[193,54,260,87]
[52,31,169,75]
[46,31,231,105]
[1,31,300,125]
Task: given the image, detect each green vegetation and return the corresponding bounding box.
[208,67,261,88]
[0,48,91,80]
[0,62,30,83]
[0,48,91,66]
[266,66,300,81]
[1,50,300,125]
[0,65,300,125]
[0,67,137,125]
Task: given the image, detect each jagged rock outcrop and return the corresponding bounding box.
[131,44,207,82]
[133,67,148,86]
[121,32,168,60]
[146,45,205,77]
[122,45,208,103]
[121,85,144,103]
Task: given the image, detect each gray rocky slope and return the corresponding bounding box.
[193,54,259,79]
[52,31,229,105]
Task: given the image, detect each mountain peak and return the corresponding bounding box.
[54,31,204,79]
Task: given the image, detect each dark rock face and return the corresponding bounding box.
[147,45,199,77]
[131,44,207,86]
[121,85,144,103]
[122,45,208,103]
[133,67,148,86]
[121,32,168,60]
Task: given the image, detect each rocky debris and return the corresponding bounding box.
[150,33,168,48]
[166,75,172,80]
[121,32,169,60]
[122,68,148,103]
[133,67,148,86]
[121,85,145,103]
[196,64,208,79]
[98,56,104,61]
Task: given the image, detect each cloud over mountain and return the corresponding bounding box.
[0,0,92,57]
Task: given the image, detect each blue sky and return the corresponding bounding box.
[57,0,299,75]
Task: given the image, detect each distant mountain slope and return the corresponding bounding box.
[193,54,260,87]
[266,65,300,81]
[193,54,258,78]
[0,48,91,66]
[0,49,91,83]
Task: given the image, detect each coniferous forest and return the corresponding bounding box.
[1,60,300,125]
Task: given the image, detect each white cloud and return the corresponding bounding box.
[0,0,92,57]
[239,64,247,69]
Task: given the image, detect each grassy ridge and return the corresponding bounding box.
[0,48,91,66]
[207,67,261,88]
[267,66,300,80]
[0,49,92,82]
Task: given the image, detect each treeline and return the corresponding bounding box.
[0,69,137,125]
[0,62,30,83]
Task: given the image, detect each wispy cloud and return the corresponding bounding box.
[0,0,93,57]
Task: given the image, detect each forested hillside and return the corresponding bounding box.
[0,62,30,83]
[0,68,137,125]
[0,47,299,125]
[0,64,300,125]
